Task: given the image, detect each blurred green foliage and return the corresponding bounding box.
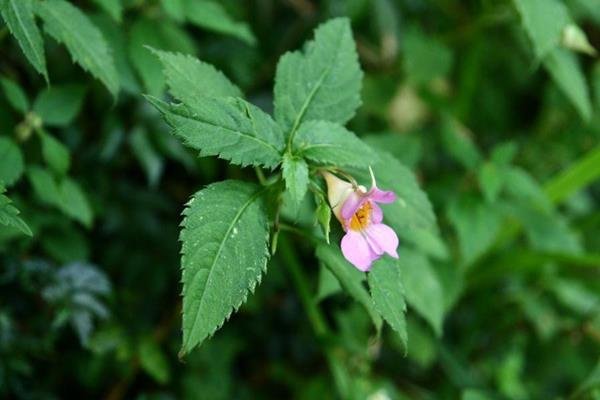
[0,0,599,399]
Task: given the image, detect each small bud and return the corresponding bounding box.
[562,24,597,56]
[321,172,354,223]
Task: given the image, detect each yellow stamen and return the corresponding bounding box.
[349,202,372,231]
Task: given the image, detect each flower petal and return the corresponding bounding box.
[341,191,366,220]
[365,223,399,258]
[341,230,379,271]
[371,202,383,224]
[369,187,396,204]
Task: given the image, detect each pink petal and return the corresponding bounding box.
[341,231,379,271]
[365,224,399,258]
[341,192,366,220]
[369,187,396,204]
[371,202,383,224]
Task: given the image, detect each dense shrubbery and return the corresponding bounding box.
[1,0,599,399]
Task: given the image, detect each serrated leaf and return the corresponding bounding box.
[316,244,383,331]
[183,0,256,45]
[39,131,70,175]
[399,249,444,335]
[37,0,119,96]
[0,189,32,236]
[368,258,407,349]
[147,96,284,169]
[293,120,377,167]
[0,137,24,187]
[0,0,47,79]
[274,18,362,134]
[180,180,269,354]
[90,0,122,22]
[282,154,309,210]
[152,49,241,105]
[33,84,86,127]
[543,48,592,121]
[58,178,93,228]
[513,0,570,59]
[0,76,29,113]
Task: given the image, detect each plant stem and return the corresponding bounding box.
[278,236,351,398]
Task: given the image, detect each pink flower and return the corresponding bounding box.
[323,170,399,271]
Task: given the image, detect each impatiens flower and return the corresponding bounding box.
[323,169,399,271]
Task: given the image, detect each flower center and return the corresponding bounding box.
[349,201,372,231]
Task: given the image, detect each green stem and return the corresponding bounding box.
[278,236,351,398]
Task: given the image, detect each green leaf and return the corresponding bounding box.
[57,178,93,228]
[0,137,24,187]
[27,166,61,205]
[128,126,163,187]
[139,338,170,384]
[315,194,331,243]
[90,0,122,22]
[28,167,93,227]
[478,162,504,203]
[147,96,284,169]
[447,195,503,267]
[490,141,518,165]
[364,132,423,168]
[180,180,269,354]
[293,120,377,167]
[403,26,453,85]
[368,258,407,349]
[440,116,482,170]
[282,154,309,210]
[33,84,86,127]
[152,49,242,105]
[39,131,70,175]
[316,263,341,301]
[0,0,47,79]
[37,0,119,96]
[183,0,255,45]
[573,359,600,399]
[502,202,582,254]
[399,249,444,335]
[129,18,196,96]
[0,76,29,113]
[274,18,362,133]
[513,0,570,59]
[543,48,592,121]
[316,244,383,331]
[161,0,185,22]
[544,144,600,204]
[0,189,32,236]
[92,15,140,94]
